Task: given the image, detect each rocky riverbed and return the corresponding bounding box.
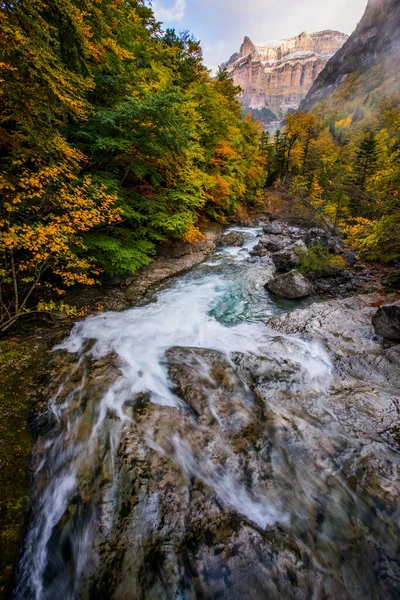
[8,222,400,599]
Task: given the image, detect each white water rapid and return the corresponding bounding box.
[15,227,333,599]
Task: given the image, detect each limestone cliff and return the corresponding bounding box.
[222,31,348,121]
[303,0,400,110]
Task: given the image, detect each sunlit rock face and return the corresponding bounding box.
[221,31,348,121]
[303,0,400,110]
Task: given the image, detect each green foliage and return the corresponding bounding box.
[296,245,348,278]
[0,0,265,328]
[243,107,278,123]
[262,98,400,264]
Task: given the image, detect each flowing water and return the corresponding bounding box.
[14,227,400,599]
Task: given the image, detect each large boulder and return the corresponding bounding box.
[265,270,313,299]
[283,225,307,240]
[250,242,268,257]
[305,228,343,253]
[263,222,283,235]
[272,240,307,271]
[220,231,244,247]
[258,234,292,253]
[372,301,400,342]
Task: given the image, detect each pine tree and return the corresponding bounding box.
[354,131,379,191]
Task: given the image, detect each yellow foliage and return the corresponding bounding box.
[182,225,206,244]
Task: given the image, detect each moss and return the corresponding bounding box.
[0,339,48,598]
[296,244,347,279]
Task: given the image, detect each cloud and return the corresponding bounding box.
[152,0,186,22]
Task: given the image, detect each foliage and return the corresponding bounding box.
[296,244,348,279]
[344,214,400,264]
[0,0,265,329]
[36,300,87,318]
[243,107,278,123]
[262,101,400,263]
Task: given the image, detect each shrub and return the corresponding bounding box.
[296,244,348,278]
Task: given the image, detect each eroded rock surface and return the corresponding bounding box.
[266,270,313,299]
[220,231,245,247]
[76,297,400,598]
[16,226,400,600]
[372,300,400,341]
[222,31,348,120]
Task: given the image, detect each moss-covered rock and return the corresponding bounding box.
[0,339,50,598]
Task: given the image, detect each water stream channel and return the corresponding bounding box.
[14,227,400,599]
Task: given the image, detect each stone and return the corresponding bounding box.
[25,292,400,600]
[263,222,283,235]
[266,270,313,299]
[372,301,400,342]
[258,234,292,252]
[341,250,357,266]
[382,269,400,291]
[305,228,343,252]
[271,240,307,271]
[250,243,268,257]
[220,231,245,247]
[283,225,307,239]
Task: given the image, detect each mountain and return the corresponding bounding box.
[221,31,348,123]
[302,0,400,112]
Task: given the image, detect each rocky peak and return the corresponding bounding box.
[222,30,348,123]
[239,36,255,57]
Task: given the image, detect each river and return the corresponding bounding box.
[14,226,399,599]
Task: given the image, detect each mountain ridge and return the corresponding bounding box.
[221,30,348,121]
[302,0,400,110]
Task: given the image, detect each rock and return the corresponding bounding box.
[263,222,283,235]
[341,250,357,266]
[220,231,245,247]
[266,270,313,299]
[312,273,359,298]
[159,223,223,258]
[268,293,400,388]
[303,0,400,112]
[283,225,307,240]
[271,240,307,271]
[382,269,400,291]
[250,242,268,257]
[124,249,214,303]
[372,301,400,342]
[305,228,343,252]
[258,234,292,253]
[25,292,400,600]
[222,32,348,120]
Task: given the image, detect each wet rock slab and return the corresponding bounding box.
[266,270,313,299]
[17,224,400,600]
[82,300,400,599]
[372,300,400,341]
[220,231,245,247]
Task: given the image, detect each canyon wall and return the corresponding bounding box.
[222,31,348,121]
[303,0,400,110]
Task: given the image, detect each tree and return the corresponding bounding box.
[0,0,266,328]
[354,131,379,191]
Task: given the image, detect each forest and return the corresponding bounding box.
[1,0,399,333]
[0,0,265,331]
[262,87,400,269]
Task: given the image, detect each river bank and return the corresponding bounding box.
[0,223,224,598]
[1,216,399,598]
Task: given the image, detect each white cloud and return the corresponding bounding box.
[152,0,186,22]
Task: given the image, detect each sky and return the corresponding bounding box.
[151,0,368,72]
